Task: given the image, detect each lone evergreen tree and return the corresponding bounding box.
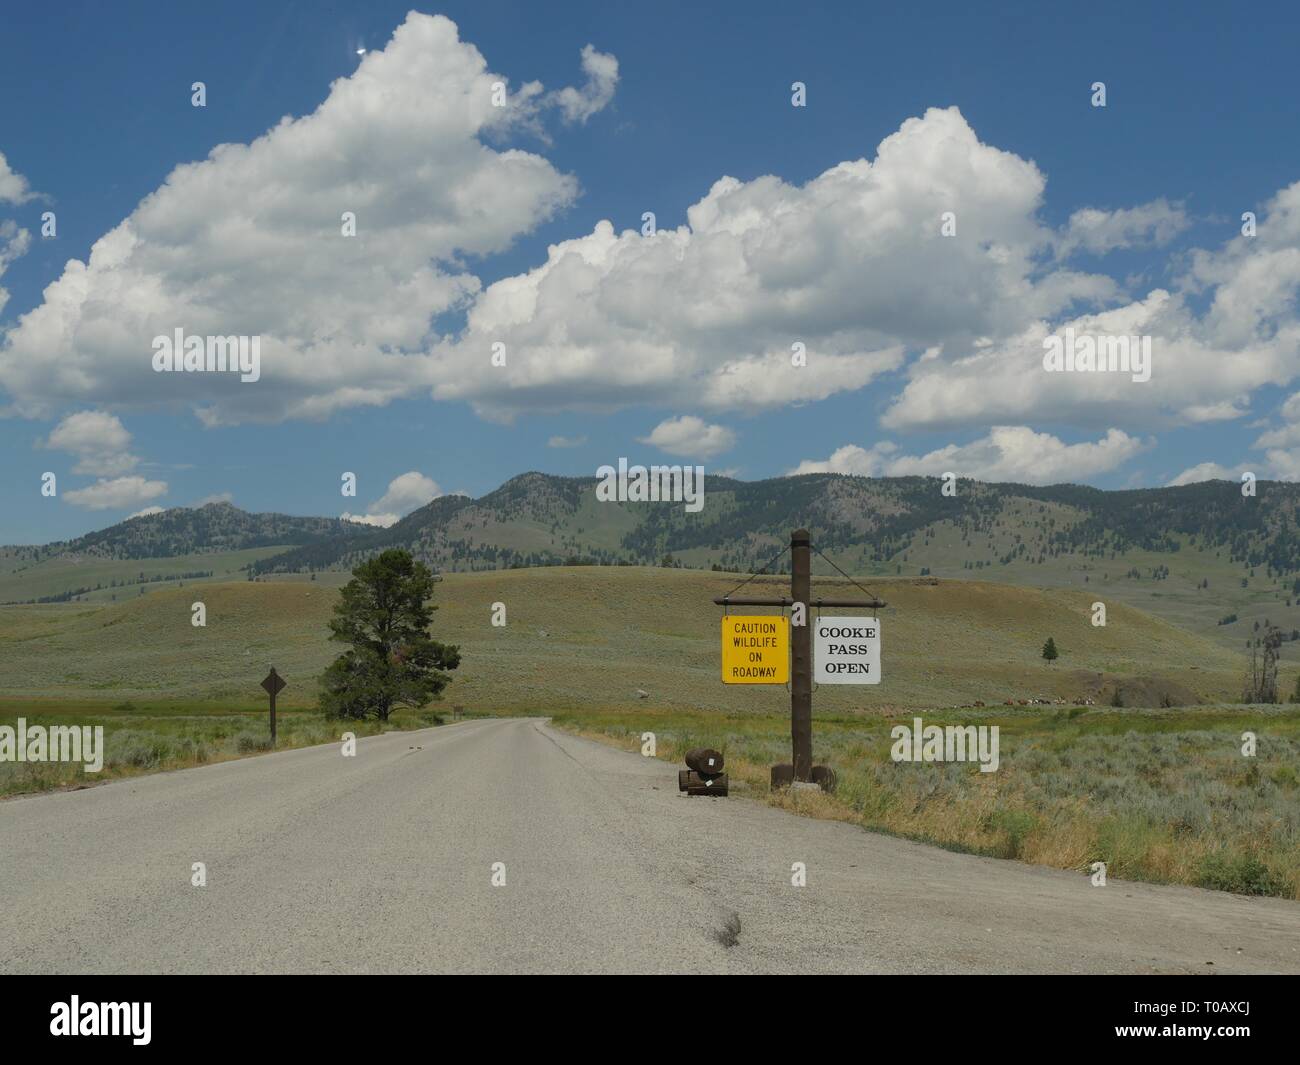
[1042,637,1059,663]
[320,549,460,721]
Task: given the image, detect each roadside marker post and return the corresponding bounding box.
[714,529,886,792]
[261,667,286,745]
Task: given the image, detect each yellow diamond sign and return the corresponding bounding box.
[721,615,789,684]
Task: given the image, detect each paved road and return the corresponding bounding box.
[2,717,1297,974]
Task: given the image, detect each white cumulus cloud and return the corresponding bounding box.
[548,45,619,125]
[0,151,36,205]
[0,218,31,317]
[790,427,1145,484]
[64,475,168,511]
[1054,199,1189,258]
[884,181,1300,434]
[44,410,139,477]
[638,416,736,458]
[0,14,601,425]
[342,470,441,527]
[433,106,1121,421]
[1167,462,1235,486]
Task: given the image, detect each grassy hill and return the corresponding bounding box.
[0,567,1247,712]
[15,472,1300,668]
[0,545,291,605]
[242,471,1300,664]
[247,470,1300,580]
[0,502,367,604]
[33,500,364,559]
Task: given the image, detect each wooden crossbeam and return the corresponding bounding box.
[712,596,886,608]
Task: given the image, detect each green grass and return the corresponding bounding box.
[553,703,1300,899]
[0,703,449,798]
[829,523,1300,665]
[0,546,289,605]
[0,567,1250,711]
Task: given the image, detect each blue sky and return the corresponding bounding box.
[2,0,1299,543]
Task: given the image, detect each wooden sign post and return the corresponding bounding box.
[261,667,287,745]
[715,529,886,791]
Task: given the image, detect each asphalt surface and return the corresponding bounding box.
[2,716,1297,974]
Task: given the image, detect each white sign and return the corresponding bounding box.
[814,616,880,684]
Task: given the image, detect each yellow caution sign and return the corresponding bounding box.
[721,615,789,684]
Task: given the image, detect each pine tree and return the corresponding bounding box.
[1042,637,1059,663]
[320,549,460,721]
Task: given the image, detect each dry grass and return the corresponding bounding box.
[0,705,446,798]
[0,568,1248,710]
[555,704,1300,900]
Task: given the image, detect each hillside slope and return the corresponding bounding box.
[246,472,1300,577]
[12,473,1300,660]
[3,502,365,565]
[0,568,1245,711]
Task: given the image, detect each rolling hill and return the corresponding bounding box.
[0,568,1247,712]
[9,472,1300,664]
[244,471,1300,577]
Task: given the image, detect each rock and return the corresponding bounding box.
[635,689,649,699]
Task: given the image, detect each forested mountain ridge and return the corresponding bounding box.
[4,503,366,564]
[11,473,1300,581]
[244,472,1300,579]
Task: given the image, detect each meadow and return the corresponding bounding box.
[0,566,1250,710]
[553,704,1300,900]
[2,566,1296,898]
[0,546,285,604]
[0,703,445,798]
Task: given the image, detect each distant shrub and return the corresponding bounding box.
[107,731,174,769]
[235,731,273,753]
[1196,852,1287,897]
[988,809,1037,859]
[1270,765,1298,790]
